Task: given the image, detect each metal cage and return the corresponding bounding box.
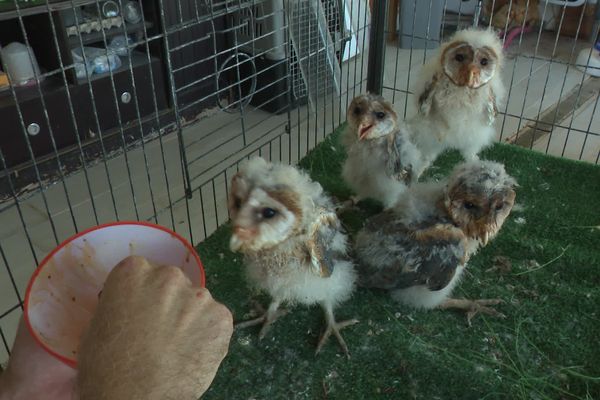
[0,0,598,365]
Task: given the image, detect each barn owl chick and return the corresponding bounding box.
[409,28,505,172]
[342,94,424,208]
[355,160,517,324]
[229,157,358,354]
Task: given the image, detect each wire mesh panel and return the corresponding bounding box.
[165,0,370,247]
[381,0,599,164]
[0,0,370,363]
[289,0,342,109]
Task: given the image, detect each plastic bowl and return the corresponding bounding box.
[24,221,205,368]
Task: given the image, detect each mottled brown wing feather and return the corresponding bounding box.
[385,131,413,184]
[418,73,438,116]
[486,90,498,126]
[307,211,345,277]
[359,217,466,291]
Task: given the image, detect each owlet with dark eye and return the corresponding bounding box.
[408,28,506,176]
[355,160,517,325]
[341,94,424,208]
[228,157,358,356]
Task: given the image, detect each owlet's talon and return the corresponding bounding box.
[316,306,359,357]
[236,301,287,339]
[439,298,506,326]
[316,319,359,357]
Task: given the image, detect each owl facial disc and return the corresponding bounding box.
[442,42,497,89]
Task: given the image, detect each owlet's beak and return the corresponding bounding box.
[358,122,374,140]
[481,230,489,246]
[471,216,491,245]
[229,226,256,252]
[467,65,481,88]
[229,234,243,252]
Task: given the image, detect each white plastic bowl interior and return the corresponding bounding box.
[25,221,204,368]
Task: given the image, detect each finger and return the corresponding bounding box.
[149,266,195,316]
[175,291,232,341]
[200,303,234,356]
[213,302,234,333]
[155,265,193,289]
[107,255,153,283]
[99,256,154,300]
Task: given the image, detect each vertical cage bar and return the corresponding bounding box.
[0,242,24,308]
[0,325,10,356]
[366,0,387,94]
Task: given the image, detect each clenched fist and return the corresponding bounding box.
[78,256,233,400]
[0,256,233,400]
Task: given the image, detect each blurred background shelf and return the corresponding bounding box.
[76,51,159,83]
[68,20,153,46]
[0,0,99,21]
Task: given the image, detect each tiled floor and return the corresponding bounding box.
[1,27,599,363]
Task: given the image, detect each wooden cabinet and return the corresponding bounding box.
[85,55,167,133]
[0,0,168,170]
[0,81,91,167]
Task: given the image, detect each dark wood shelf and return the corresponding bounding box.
[0,78,67,108]
[0,0,97,21]
[68,21,154,46]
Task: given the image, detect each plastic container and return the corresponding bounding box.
[0,42,43,86]
[123,0,142,24]
[108,35,134,57]
[25,221,205,368]
[72,46,122,78]
[71,49,94,79]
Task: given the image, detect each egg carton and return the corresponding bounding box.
[66,16,124,37]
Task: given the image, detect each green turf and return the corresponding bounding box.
[198,126,600,400]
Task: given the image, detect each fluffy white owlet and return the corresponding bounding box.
[354,160,517,324]
[229,157,358,355]
[342,94,424,208]
[409,28,505,172]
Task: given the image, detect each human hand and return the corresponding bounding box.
[77,256,233,400]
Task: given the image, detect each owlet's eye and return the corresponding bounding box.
[455,54,464,62]
[480,58,488,66]
[261,208,277,219]
[375,111,385,120]
[233,196,242,209]
[353,107,361,116]
[464,201,476,210]
[495,203,504,211]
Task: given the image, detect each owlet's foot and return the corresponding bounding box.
[235,301,287,339]
[438,298,506,326]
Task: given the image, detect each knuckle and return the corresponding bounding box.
[195,287,213,300]
[106,256,149,289]
[112,256,150,276]
[158,265,187,283]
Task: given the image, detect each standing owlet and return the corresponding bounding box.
[354,161,517,324]
[229,157,358,355]
[342,94,424,208]
[409,28,505,172]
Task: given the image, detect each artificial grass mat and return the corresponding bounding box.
[197,126,600,400]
